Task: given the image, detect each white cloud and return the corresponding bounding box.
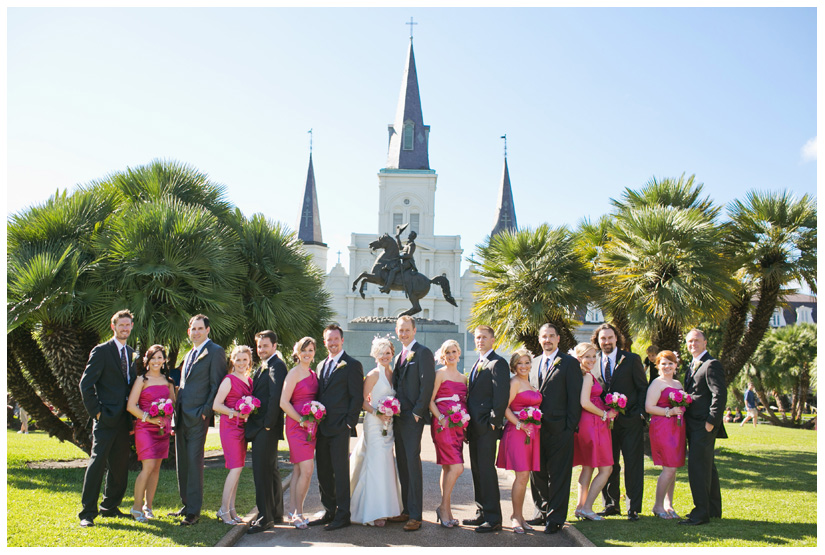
[801,136,817,162]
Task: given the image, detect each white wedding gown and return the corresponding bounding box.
[349,365,403,524]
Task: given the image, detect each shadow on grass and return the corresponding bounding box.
[714,448,816,492]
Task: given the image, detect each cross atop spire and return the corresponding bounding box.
[406,17,417,39]
[385,37,430,170]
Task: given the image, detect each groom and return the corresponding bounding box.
[309,324,363,531]
[389,315,435,531]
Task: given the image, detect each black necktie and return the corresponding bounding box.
[604,357,612,384]
[184,349,197,379]
[323,358,334,382]
[540,357,551,388]
[120,347,128,383]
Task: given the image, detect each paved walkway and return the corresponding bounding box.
[234,424,589,547]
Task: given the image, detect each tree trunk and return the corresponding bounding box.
[722,280,781,384]
[610,309,633,352]
[730,388,744,409]
[652,322,682,354]
[720,287,751,375]
[794,367,810,423]
[518,331,542,358]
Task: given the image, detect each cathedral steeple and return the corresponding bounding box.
[491,156,518,237]
[386,38,430,170]
[297,153,326,247]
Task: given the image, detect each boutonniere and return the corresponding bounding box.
[196,348,209,362]
[336,361,347,370]
[551,357,561,369]
[477,359,488,371]
[131,351,139,362]
[616,355,625,368]
[405,351,415,363]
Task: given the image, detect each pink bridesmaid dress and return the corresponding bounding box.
[649,386,687,467]
[134,384,173,461]
[219,374,252,469]
[496,389,542,471]
[285,371,320,464]
[430,380,468,465]
[573,379,613,467]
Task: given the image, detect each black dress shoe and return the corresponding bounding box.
[678,518,708,526]
[324,519,351,531]
[597,507,621,517]
[526,516,546,526]
[462,515,485,526]
[247,521,274,534]
[544,522,562,534]
[475,522,502,533]
[99,507,128,518]
[79,519,94,527]
[180,513,199,526]
[308,513,335,527]
[167,508,187,517]
[627,511,640,521]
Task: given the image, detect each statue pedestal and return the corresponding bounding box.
[344,318,469,373]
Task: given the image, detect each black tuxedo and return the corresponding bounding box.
[684,352,727,523]
[528,351,582,526]
[174,339,225,516]
[78,338,137,521]
[598,348,647,514]
[315,351,363,523]
[392,340,435,521]
[246,353,288,524]
[466,350,510,525]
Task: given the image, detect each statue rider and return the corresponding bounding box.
[381,226,418,294]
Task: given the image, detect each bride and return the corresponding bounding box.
[349,336,403,526]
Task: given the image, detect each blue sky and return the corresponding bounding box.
[6,7,817,277]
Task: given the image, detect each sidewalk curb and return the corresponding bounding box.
[562,523,596,547]
[215,471,293,547]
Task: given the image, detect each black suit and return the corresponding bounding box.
[598,349,647,514]
[529,351,583,526]
[315,351,363,523]
[175,339,225,516]
[246,353,288,525]
[392,340,435,521]
[78,338,137,521]
[466,350,510,525]
[684,352,727,523]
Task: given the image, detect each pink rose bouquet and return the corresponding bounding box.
[604,392,628,430]
[438,403,470,433]
[668,389,693,426]
[235,395,262,423]
[300,400,326,441]
[149,397,174,436]
[516,406,543,445]
[376,396,401,436]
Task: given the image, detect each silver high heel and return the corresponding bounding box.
[142,505,155,519]
[130,508,148,523]
[435,507,453,528]
[579,510,605,521]
[229,507,242,523]
[216,508,235,525]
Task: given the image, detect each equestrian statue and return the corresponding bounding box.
[351,223,458,317]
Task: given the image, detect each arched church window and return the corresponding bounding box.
[410,213,419,234]
[403,122,414,150]
[393,212,403,230]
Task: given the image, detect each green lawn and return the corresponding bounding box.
[567,424,817,546]
[7,429,291,547]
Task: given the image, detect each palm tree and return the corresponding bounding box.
[599,205,733,352]
[470,225,597,355]
[719,190,817,383]
[611,173,720,218]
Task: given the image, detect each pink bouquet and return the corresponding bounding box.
[376,396,401,436]
[604,392,628,430]
[438,403,470,433]
[300,400,326,441]
[516,406,543,445]
[149,397,174,436]
[235,395,261,421]
[668,389,693,426]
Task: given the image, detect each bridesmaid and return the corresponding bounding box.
[645,350,687,519]
[572,342,617,521]
[428,339,468,528]
[212,345,254,524]
[279,337,320,529]
[127,344,176,522]
[495,348,541,534]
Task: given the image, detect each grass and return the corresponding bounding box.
[7,429,291,547]
[567,424,817,546]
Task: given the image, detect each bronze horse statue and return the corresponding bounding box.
[351,233,458,317]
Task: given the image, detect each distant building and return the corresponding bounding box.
[765,293,817,328]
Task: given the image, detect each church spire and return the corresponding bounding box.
[386,38,430,170]
[297,153,326,246]
[491,156,518,237]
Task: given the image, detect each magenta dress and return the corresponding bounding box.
[219,374,252,469]
[649,386,687,467]
[430,379,468,465]
[573,379,613,467]
[496,389,542,471]
[285,371,319,464]
[134,384,173,461]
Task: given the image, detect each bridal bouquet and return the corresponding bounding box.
[438,403,470,432]
[300,401,326,441]
[604,392,628,430]
[516,406,542,445]
[668,390,693,426]
[236,395,261,419]
[149,398,174,436]
[376,396,401,436]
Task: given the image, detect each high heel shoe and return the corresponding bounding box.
[229,507,242,523]
[142,505,155,519]
[573,508,584,520]
[435,507,453,528]
[511,518,525,534]
[579,510,605,521]
[667,509,681,520]
[130,508,148,523]
[653,510,671,520]
[216,508,236,525]
[292,513,308,529]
